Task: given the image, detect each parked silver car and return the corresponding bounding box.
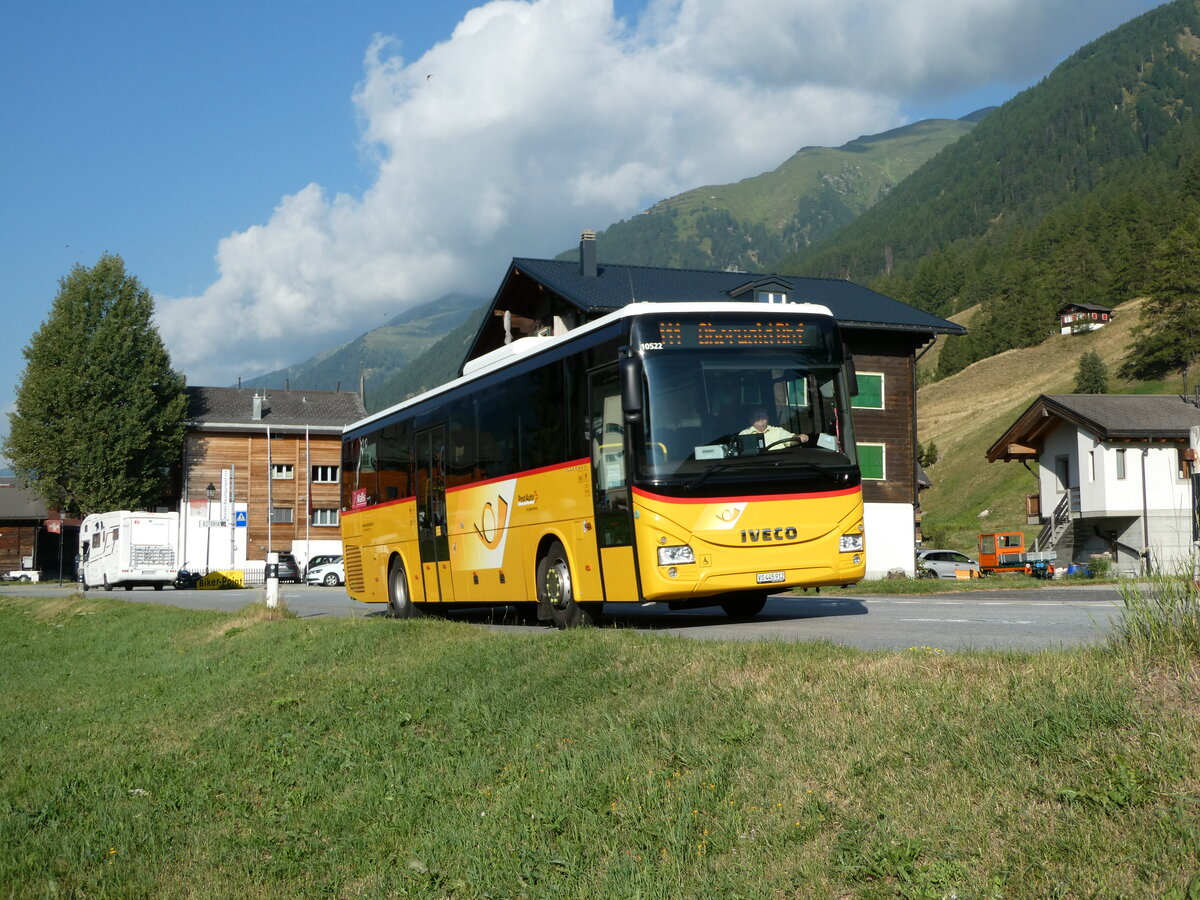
[917,549,981,579]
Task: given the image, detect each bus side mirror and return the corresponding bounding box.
[844,346,859,397]
[620,357,643,424]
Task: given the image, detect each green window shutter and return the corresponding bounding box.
[857,443,885,479]
[852,373,884,409]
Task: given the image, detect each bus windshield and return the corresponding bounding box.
[635,350,858,488]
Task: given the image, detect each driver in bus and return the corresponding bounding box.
[740,408,808,450]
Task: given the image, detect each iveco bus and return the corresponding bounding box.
[340,302,865,626]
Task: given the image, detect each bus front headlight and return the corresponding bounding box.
[657,545,696,566]
[839,533,864,553]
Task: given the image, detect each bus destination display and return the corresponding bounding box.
[651,319,808,348]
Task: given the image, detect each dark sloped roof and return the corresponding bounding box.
[1056,302,1114,315]
[185,386,366,432]
[0,477,49,520]
[509,258,966,335]
[986,394,1200,461]
[1043,394,1200,437]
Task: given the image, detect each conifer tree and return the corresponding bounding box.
[4,254,187,516]
[1120,211,1200,385]
[1073,349,1109,393]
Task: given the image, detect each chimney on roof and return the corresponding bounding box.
[252,392,265,421]
[580,229,597,278]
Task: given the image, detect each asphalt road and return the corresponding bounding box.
[3,580,1127,652]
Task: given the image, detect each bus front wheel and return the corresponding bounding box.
[387,560,421,619]
[536,541,599,629]
[720,593,768,619]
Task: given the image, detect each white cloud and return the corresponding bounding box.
[156,0,1151,386]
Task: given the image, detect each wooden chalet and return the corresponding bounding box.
[461,233,966,576]
[181,387,366,570]
[0,476,79,578]
[1058,302,1113,335]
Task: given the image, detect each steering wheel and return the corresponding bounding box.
[763,435,806,452]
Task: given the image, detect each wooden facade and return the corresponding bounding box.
[0,521,39,572]
[843,332,922,507]
[181,387,367,566]
[183,430,345,560]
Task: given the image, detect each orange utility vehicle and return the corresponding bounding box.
[977,531,1056,579]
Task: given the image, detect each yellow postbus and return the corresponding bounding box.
[340,301,865,627]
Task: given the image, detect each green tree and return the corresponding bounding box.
[1074,349,1110,393]
[5,254,187,516]
[1120,212,1200,384]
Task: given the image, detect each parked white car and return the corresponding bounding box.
[306,556,344,587]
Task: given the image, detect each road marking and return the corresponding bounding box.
[898,617,1036,625]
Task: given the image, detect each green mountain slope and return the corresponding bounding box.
[783,0,1200,378]
[556,118,982,271]
[365,302,491,413]
[238,294,483,395]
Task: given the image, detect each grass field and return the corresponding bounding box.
[2,590,1198,899]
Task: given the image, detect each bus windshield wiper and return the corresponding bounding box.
[684,459,739,491]
[765,458,851,485]
[684,455,849,491]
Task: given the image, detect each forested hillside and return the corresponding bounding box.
[239,294,482,395]
[365,302,490,413]
[783,0,1200,381]
[556,118,981,271]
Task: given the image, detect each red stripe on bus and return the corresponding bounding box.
[340,458,590,515]
[444,458,590,494]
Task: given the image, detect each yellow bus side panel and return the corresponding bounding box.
[631,489,865,601]
[342,499,419,605]
[443,462,603,605]
[342,460,602,608]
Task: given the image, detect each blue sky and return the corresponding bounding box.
[1,0,1165,461]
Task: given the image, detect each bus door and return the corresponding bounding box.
[589,366,638,601]
[415,424,454,603]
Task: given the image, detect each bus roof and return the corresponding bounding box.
[345,300,835,435]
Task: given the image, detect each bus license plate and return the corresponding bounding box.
[756,571,785,584]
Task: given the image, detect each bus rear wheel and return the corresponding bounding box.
[387,559,421,619]
[536,540,600,629]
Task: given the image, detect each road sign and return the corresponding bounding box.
[234,511,248,527]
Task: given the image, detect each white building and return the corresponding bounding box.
[987,394,1200,575]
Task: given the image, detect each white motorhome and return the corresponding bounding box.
[80,511,179,591]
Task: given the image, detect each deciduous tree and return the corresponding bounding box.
[4,254,187,516]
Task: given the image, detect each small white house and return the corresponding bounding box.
[986,394,1200,575]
